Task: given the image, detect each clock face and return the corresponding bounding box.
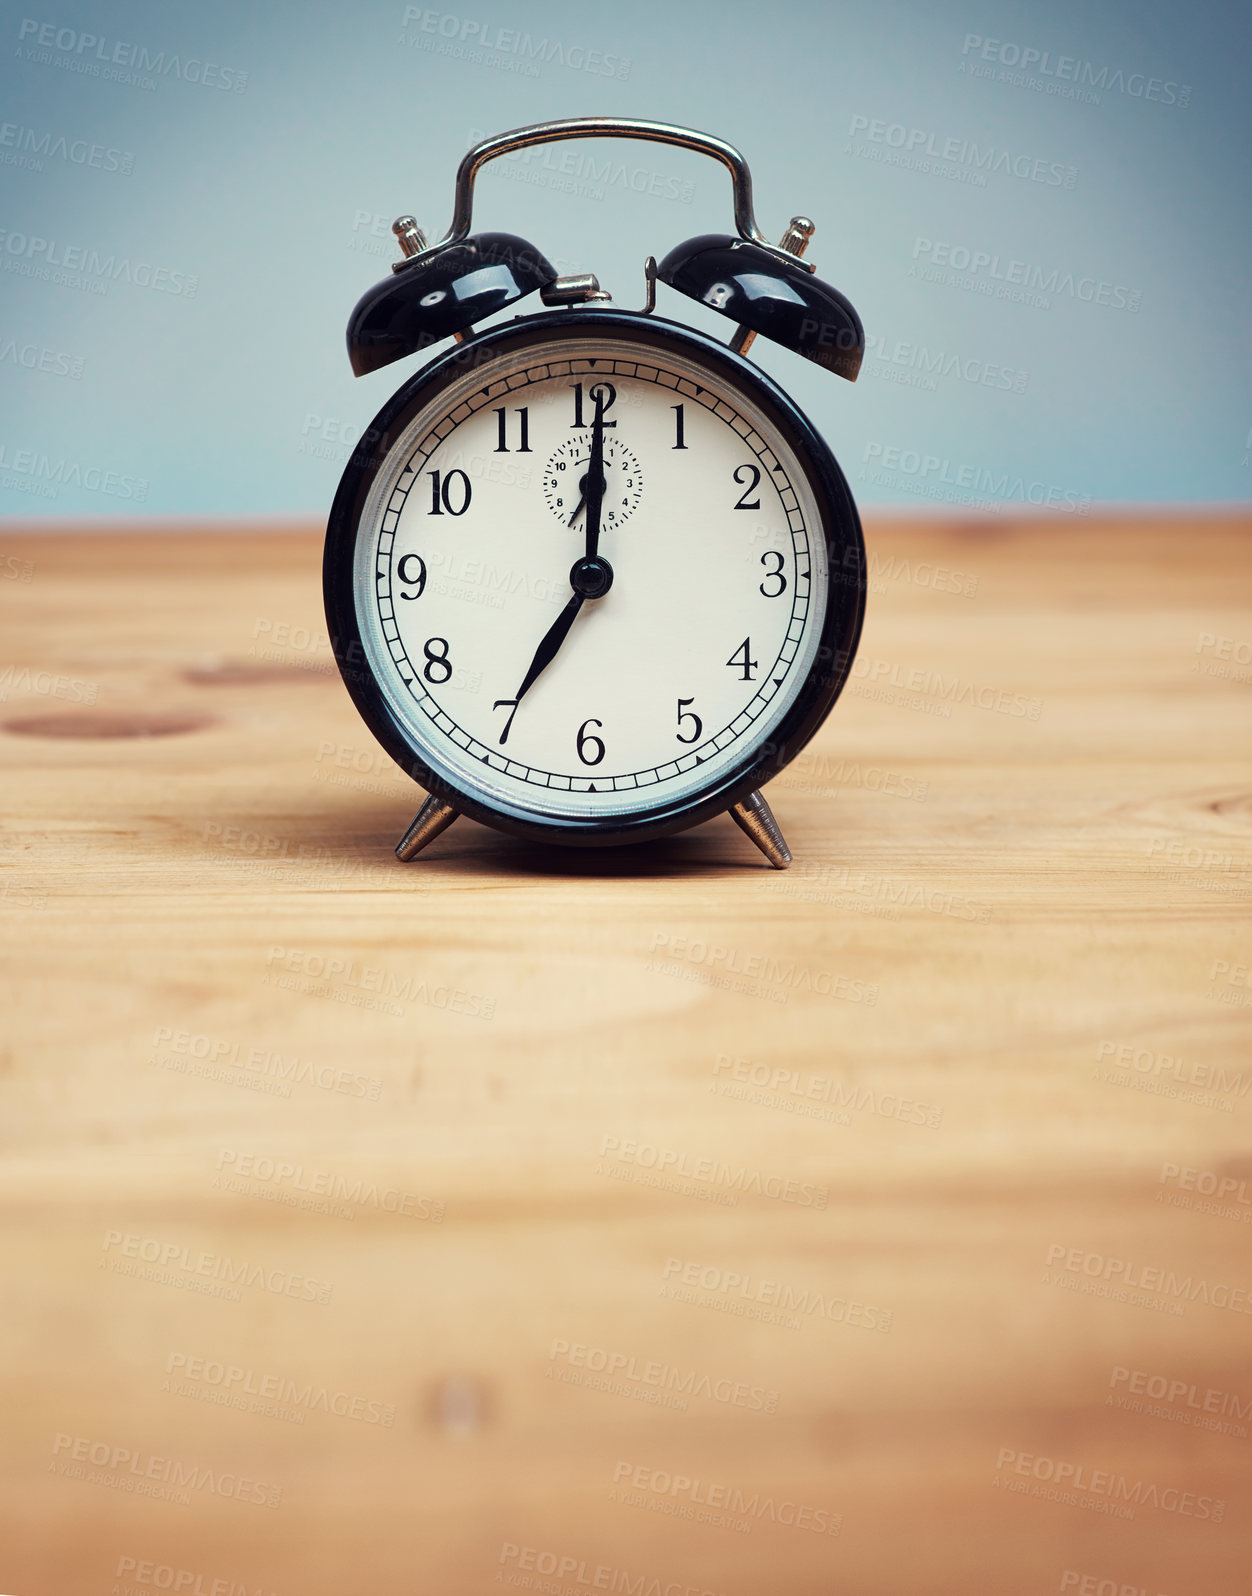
[343,323,848,826]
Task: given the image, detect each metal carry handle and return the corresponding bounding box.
[432,116,778,255]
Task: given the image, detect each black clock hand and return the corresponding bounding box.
[492,591,585,743]
[582,386,607,561]
[567,386,609,549]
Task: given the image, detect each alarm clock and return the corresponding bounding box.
[324,116,866,868]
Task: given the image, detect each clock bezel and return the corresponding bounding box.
[323,308,866,849]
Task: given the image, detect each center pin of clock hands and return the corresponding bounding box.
[493,387,614,745]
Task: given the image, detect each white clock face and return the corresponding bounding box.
[351,331,831,821]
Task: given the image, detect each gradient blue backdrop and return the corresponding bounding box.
[0,0,1248,519]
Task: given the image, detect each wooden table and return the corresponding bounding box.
[1,513,1249,1596]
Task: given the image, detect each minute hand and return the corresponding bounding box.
[581,387,608,561]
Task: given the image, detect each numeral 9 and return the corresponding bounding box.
[396,553,427,598]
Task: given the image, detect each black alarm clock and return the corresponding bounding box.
[324,116,866,869]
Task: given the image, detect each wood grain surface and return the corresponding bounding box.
[1,513,1250,1596]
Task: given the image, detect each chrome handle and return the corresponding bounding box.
[431,116,776,255]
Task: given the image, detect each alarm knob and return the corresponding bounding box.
[391,215,428,260]
[540,273,612,307]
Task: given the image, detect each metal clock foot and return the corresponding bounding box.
[395,795,459,861]
[729,790,792,869]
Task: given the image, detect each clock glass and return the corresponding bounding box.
[350,329,833,823]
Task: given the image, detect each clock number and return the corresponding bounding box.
[726,638,758,682]
[671,403,687,450]
[576,718,606,766]
[427,469,472,516]
[422,637,452,684]
[570,381,617,428]
[675,697,703,744]
[492,698,519,744]
[493,406,531,453]
[396,553,427,599]
[759,550,788,598]
[732,463,761,510]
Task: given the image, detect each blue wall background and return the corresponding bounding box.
[0,0,1248,520]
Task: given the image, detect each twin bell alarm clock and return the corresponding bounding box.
[323,116,866,868]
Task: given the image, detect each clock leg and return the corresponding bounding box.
[395,795,459,861]
[729,789,792,870]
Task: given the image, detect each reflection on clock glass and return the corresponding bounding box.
[352,336,830,820]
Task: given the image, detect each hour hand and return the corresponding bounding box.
[493,591,585,744]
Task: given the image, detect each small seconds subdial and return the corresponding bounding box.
[543,436,643,530]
